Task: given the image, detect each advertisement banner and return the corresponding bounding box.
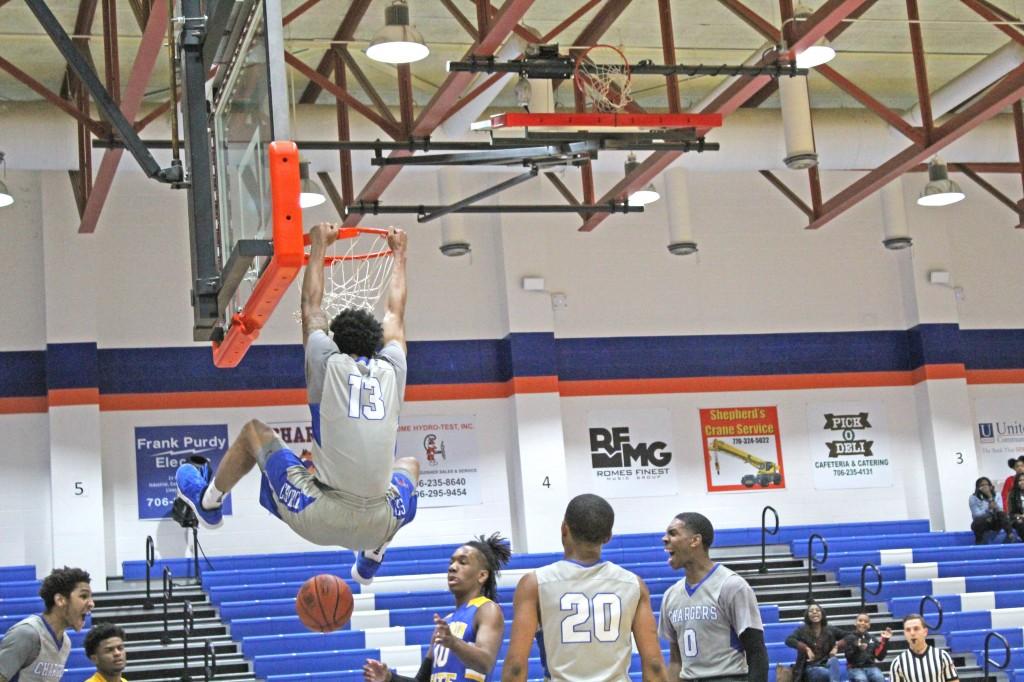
[700,406,785,492]
[586,408,677,498]
[267,419,318,469]
[806,403,893,489]
[135,425,231,520]
[975,397,1024,476]
[396,416,481,507]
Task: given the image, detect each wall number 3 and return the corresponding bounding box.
[559,593,621,643]
[955,452,964,464]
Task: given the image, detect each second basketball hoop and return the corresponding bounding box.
[573,44,632,112]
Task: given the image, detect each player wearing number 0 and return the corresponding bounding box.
[175,224,419,585]
[501,494,668,682]
[660,513,768,682]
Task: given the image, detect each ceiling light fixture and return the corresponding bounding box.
[0,152,12,208]
[299,161,326,209]
[917,157,965,207]
[624,153,660,207]
[366,0,429,65]
[792,4,836,69]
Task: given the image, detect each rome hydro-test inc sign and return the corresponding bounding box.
[135,425,232,520]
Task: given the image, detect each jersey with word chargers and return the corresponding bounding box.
[431,596,492,682]
[658,563,763,679]
[535,559,641,682]
[305,331,406,497]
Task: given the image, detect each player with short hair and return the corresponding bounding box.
[363,533,512,682]
[501,494,668,682]
[177,224,418,584]
[83,623,127,682]
[0,566,94,682]
[660,512,768,682]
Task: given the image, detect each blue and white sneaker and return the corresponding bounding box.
[351,549,383,586]
[175,456,223,528]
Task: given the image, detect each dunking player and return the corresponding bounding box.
[176,224,418,585]
[660,513,768,682]
[501,494,668,682]
[363,533,511,682]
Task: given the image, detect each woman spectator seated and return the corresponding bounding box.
[785,602,846,682]
[1005,472,1024,542]
[970,476,1015,544]
[1001,457,1024,510]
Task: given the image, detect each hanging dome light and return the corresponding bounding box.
[792,4,836,69]
[624,153,660,207]
[917,158,965,207]
[366,1,429,65]
[0,152,12,208]
[299,160,326,209]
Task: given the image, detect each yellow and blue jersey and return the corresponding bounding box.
[430,596,492,682]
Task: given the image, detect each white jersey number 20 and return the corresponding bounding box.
[560,593,621,643]
[347,375,385,420]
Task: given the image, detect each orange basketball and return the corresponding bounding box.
[295,574,354,633]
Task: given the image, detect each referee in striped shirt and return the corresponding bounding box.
[889,614,959,682]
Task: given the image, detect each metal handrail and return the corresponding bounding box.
[806,534,828,603]
[919,595,944,631]
[160,567,173,645]
[759,506,780,574]
[984,630,1010,680]
[144,536,155,609]
[203,639,217,682]
[859,563,883,612]
[181,599,194,681]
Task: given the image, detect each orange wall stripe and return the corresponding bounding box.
[0,397,49,414]
[48,388,100,406]
[100,389,308,411]
[966,369,1024,385]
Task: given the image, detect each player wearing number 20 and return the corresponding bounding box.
[501,494,668,682]
[176,225,419,586]
[660,513,768,682]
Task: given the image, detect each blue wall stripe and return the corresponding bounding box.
[3,326,1024,399]
[0,350,46,397]
[46,342,98,390]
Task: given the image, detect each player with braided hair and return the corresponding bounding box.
[363,533,512,682]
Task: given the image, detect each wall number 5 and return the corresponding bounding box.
[74,482,85,496]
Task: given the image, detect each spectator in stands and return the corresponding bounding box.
[969,476,1014,544]
[0,566,93,682]
[83,623,127,682]
[1001,456,1024,510]
[362,533,510,682]
[1005,472,1024,541]
[839,612,891,682]
[889,614,959,682]
[784,602,845,682]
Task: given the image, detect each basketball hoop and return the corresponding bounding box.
[573,44,633,112]
[296,227,394,321]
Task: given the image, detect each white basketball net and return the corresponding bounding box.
[296,231,394,321]
[575,45,633,112]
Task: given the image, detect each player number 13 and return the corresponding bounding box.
[347,375,385,420]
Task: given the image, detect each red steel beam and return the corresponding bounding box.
[285,51,402,139]
[1014,100,1024,226]
[441,0,479,39]
[816,65,923,143]
[397,64,415,137]
[719,0,780,41]
[134,99,171,131]
[283,0,326,26]
[0,55,106,135]
[299,0,372,103]
[334,49,354,206]
[575,0,633,49]
[477,0,491,36]
[905,0,933,137]
[959,0,1024,46]
[579,0,870,232]
[952,163,1021,215]
[806,63,1024,230]
[78,0,168,234]
[825,0,878,41]
[657,0,681,113]
[101,0,120,106]
[759,170,813,217]
[334,46,401,132]
[808,165,822,216]
[342,0,536,225]
[539,0,604,44]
